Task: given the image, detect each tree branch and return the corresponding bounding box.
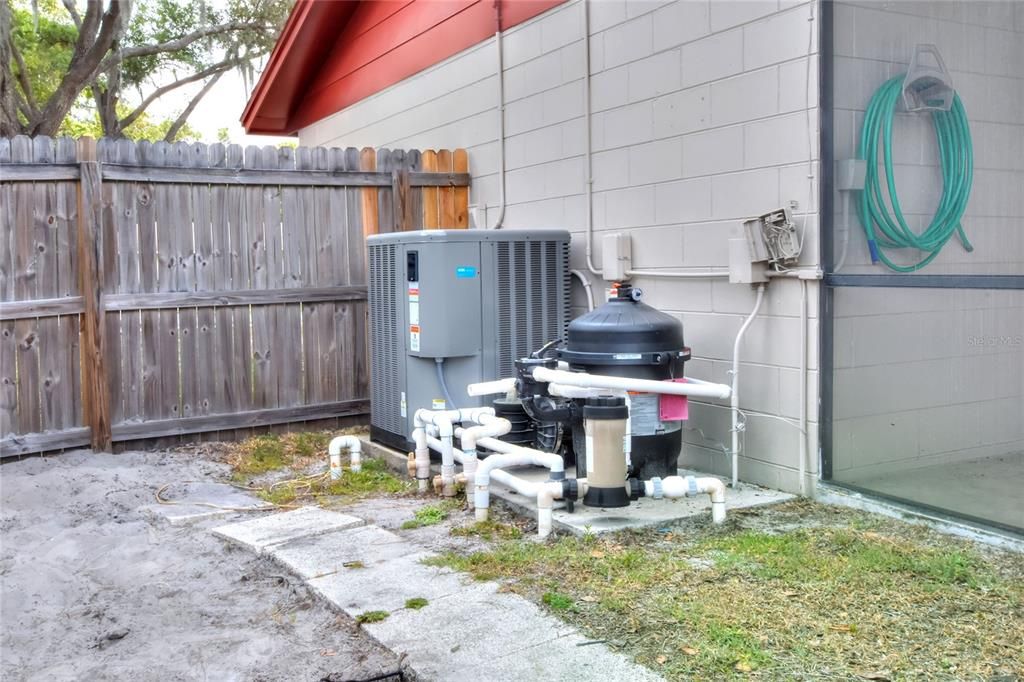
[97,21,268,72]
[8,35,38,116]
[163,69,224,142]
[33,0,128,136]
[119,57,245,130]
[62,0,83,28]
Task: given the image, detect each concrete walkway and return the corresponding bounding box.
[214,508,662,681]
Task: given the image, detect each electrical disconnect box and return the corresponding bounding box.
[368,229,571,450]
[729,207,802,283]
[601,233,632,281]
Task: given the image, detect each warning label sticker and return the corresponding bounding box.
[629,393,681,436]
[410,324,421,352]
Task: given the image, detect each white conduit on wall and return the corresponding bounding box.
[730,283,766,488]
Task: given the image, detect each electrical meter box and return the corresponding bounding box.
[368,229,571,450]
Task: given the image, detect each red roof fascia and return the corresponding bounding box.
[241,0,358,135]
[243,0,566,136]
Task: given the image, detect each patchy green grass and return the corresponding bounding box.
[449,519,523,541]
[404,597,429,610]
[355,610,389,624]
[427,501,1024,681]
[225,429,411,507]
[228,432,335,479]
[400,500,463,529]
[542,591,574,612]
[251,458,409,506]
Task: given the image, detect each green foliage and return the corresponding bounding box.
[449,520,522,541]
[400,500,461,529]
[541,591,574,611]
[57,105,201,142]
[6,0,289,137]
[404,597,429,610]
[355,610,389,624]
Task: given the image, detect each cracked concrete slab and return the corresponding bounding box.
[212,506,365,553]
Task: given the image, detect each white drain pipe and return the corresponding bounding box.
[415,408,496,495]
[643,475,726,524]
[466,377,516,397]
[327,435,362,479]
[730,284,766,488]
[532,367,732,400]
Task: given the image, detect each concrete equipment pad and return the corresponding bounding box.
[212,506,365,553]
[139,481,271,525]
[492,466,794,535]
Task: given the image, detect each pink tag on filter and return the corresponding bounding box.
[659,378,689,421]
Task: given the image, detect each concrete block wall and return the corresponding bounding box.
[831,0,1024,275]
[300,0,821,494]
[828,1,1024,482]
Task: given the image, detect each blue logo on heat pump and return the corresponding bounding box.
[455,266,477,278]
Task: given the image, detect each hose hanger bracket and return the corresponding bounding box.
[902,44,955,113]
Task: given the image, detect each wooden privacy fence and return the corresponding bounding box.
[0,136,470,457]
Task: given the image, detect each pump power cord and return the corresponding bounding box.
[858,75,974,272]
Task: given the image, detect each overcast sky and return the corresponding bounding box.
[149,65,294,148]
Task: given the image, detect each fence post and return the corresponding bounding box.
[392,167,412,232]
[76,138,112,451]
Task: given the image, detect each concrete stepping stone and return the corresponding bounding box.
[255,522,662,681]
[212,506,364,553]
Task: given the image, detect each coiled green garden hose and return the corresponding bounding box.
[857,75,974,272]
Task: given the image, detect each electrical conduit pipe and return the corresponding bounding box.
[730,284,766,488]
[327,435,362,480]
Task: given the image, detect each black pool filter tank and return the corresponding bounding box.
[559,284,690,480]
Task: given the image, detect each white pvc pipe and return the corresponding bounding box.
[643,475,727,524]
[533,367,731,400]
[731,284,766,488]
[571,269,595,311]
[798,278,808,497]
[416,408,496,496]
[488,1,507,230]
[466,377,516,397]
[327,435,362,479]
[582,0,599,276]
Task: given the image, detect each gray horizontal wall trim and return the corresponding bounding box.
[825,274,1024,290]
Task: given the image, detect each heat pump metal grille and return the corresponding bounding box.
[369,243,401,434]
[496,240,570,377]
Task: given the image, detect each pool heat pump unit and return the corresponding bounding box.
[367,229,571,451]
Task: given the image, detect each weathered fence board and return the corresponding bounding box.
[0,136,469,457]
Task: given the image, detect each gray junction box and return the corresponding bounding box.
[367,229,571,450]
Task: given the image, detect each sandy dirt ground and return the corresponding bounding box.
[0,449,401,682]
